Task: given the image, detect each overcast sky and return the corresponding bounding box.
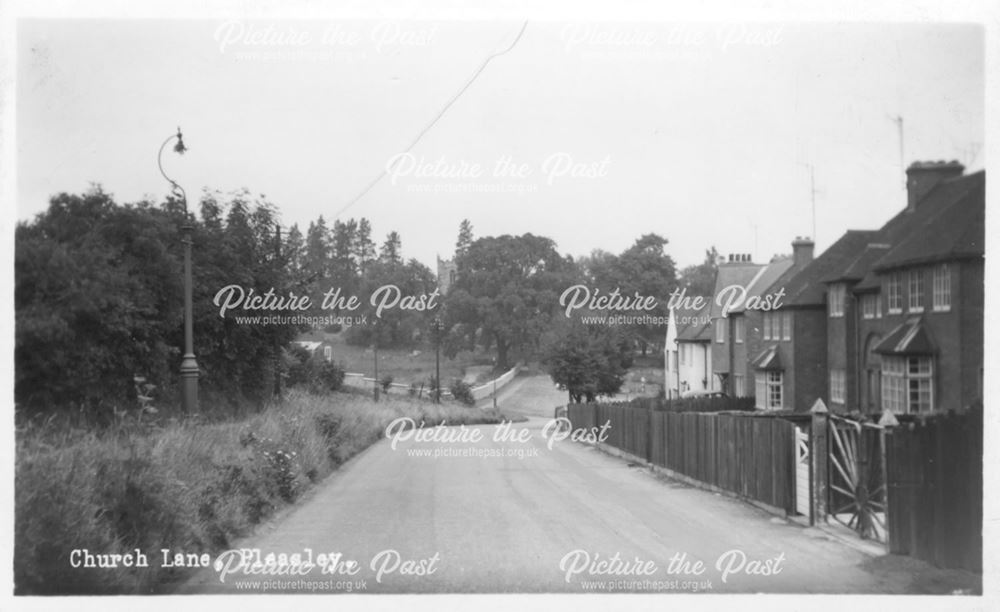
[16,18,983,271]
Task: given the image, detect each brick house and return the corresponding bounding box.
[727,254,796,398]
[752,231,876,410]
[709,254,762,395]
[750,161,984,414]
[847,163,985,414]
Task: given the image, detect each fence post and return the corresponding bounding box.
[646,405,653,463]
[878,410,898,551]
[809,398,829,526]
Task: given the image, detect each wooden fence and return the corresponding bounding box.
[567,403,797,513]
[885,409,982,572]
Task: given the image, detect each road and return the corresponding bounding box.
[183,375,928,594]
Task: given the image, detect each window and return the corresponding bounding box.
[734,317,745,343]
[763,313,772,340]
[876,294,882,318]
[882,356,934,414]
[734,374,745,397]
[887,273,903,313]
[715,318,725,343]
[323,346,333,361]
[829,284,845,317]
[830,369,846,404]
[782,312,791,341]
[755,372,783,410]
[908,270,924,312]
[766,371,783,409]
[933,264,951,312]
[862,294,877,319]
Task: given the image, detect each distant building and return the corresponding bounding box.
[665,301,713,397]
[437,255,458,295]
[709,253,762,396]
[292,331,336,362]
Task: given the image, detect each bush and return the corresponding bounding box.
[309,361,345,394]
[450,380,475,406]
[380,374,394,393]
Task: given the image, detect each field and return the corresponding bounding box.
[14,390,507,594]
[321,332,496,385]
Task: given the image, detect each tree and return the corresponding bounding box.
[379,231,402,265]
[678,246,720,297]
[330,218,358,292]
[455,219,474,258]
[444,233,578,370]
[354,218,376,274]
[585,233,678,355]
[541,319,634,403]
[304,216,330,285]
[15,186,304,417]
[283,223,305,282]
[344,257,437,349]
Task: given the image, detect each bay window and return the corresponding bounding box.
[881,356,934,413]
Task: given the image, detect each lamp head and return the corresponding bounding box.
[173,127,187,154]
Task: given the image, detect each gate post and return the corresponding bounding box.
[809,399,829,525]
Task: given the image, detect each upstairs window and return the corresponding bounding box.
[763,313,772,340]
[782,312,792,341]
[829,284,845,317]
[887,273,903,313]
[734,317,745,343]
[908,270,924,313]
[715,318,725,343]
[932,264,951,312]
[862,294,876,319]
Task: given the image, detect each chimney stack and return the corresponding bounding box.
[791,236,815,269]
[906,160,964,212]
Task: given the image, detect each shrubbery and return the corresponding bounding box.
[15,391,507,594]
[283,346,345,394]
[450,380,475,406]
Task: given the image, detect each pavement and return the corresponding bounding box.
[181,375,980,595]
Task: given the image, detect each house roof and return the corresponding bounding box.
[751,345,783,370]
[827,242,891,285]
[849,171,984,290]
[783,230,880,307]
[874,317,937,356]
[729,257,795,314]
[873,171,985,271]
[676,301,713,342]
[709,262,764,318]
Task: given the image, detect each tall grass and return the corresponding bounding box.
[15,390,505,594]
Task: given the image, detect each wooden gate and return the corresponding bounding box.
[827,415,887,543]
[794,426,811,519]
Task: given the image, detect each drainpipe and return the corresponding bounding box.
[675,341,681,398]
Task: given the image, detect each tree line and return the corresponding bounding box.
[15,185,720,417]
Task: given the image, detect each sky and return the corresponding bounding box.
[15,18,984,272]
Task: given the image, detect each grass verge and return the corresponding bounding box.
[14,390,506,594]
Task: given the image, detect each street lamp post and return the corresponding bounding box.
[433,316,442,404]
[159,127,199,414]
